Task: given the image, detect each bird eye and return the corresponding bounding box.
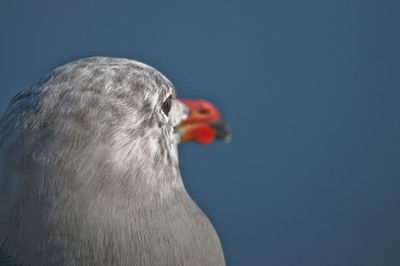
[161,95,172,116]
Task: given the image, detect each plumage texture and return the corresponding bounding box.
[0,57,225,265]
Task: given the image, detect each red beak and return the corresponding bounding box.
[176,99,230,145]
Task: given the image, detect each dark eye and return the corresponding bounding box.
[161,95,172,116]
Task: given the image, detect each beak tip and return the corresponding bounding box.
[213,122,231,143]
[223,134,232,143]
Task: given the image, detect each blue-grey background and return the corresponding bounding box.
[1,1,399,265]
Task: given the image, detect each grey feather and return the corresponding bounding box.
[0,57,225,266]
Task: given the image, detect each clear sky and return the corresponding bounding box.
[1,1,400,265]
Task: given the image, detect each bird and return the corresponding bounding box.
[0,57,229,266]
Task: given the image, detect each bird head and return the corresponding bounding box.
[0,57,230,202]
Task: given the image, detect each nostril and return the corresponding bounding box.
[198,109,208,115]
